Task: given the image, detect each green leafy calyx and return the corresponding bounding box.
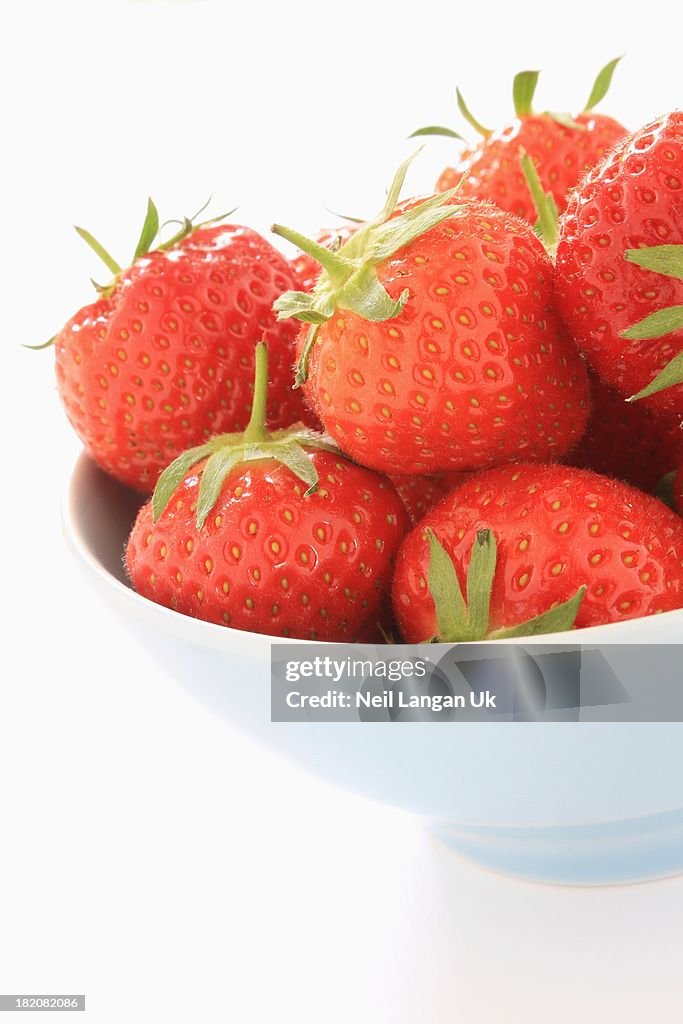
[76,197,236,297]
[520,153,559,254]
[22,334,57,351]
[620,244,683,400]
[409,86,491,143]
[583,56,623,112]
[272,150,461,385]
[409,125,465,141]
[408,56,620,159]
[27,198,236,353]
[546,111,585,131]
[456,87,492,137]
[152,343,338,529]
[513,70,540,117]
[424,528,585,642]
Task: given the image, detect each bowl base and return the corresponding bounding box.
[428,806,683,886]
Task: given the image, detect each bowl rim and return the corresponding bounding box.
[63,452,322,658]
[63,450,683,654]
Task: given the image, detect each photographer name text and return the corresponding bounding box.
[284,689,497,711]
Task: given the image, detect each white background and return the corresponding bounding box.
[2,0,683,1020]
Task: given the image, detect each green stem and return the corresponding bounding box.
[271,224,351,287]
[243,342,270,441]
[273,153,464,385]
[152,339,338,527]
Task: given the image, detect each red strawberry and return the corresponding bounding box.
[439,469,475,489]
[392,463,683,642]
[566,372,683,493]
[390,471,472,526]
[51,201,314,492]
[272,155,590,476]
[389,473,464,527]
[554,111,683,421]
[126,344,409,640]
[292,225,358,292]
[413,61,626,224]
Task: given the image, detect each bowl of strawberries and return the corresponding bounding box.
[55,63,683,885]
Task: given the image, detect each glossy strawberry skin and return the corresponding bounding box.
[554,112,683,419]
[389,472,470,527]
[437,113,626,224]
[125,450,409,641]
[301,200,590,475]
[566,373,683,492]
[292,226,357,293]
[392,463,683,642]
[56,224,314,492]
[389,473,452,527]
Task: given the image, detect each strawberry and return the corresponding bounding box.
[292,225,358,292]
[566,372,683,493]
[389,472,467,527]
[413,60,626,225]
[390,470,473,526]
[50,200,314,492]
[272,154,590,476]
[126,344,409,640]
[554,111,683,421]
[392,463,683,642]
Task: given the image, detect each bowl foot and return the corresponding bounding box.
[428,806,683,886]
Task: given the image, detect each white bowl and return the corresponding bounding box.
[65,453,683,885]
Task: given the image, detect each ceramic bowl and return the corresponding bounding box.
[64,453,683,885]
